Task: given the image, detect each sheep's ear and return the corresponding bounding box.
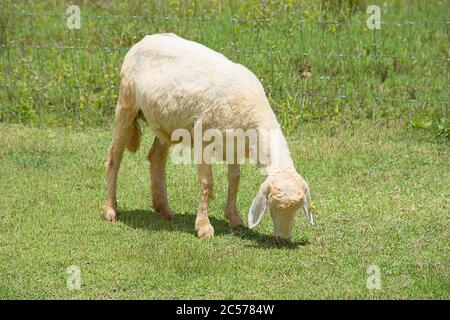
[303,186,314,225]
[248,179,269,229]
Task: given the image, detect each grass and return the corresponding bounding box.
[0,0,448,130]
[0,0,448,300]
[0,121,448,299]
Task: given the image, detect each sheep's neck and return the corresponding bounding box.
[257,126,296,176]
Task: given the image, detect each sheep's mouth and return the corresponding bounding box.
[274,236,291,245]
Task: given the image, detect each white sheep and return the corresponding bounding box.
[104,33,313,241]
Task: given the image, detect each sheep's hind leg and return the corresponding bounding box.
[225,164,244,229]
[147,137,174,220]
[104,109,135,221]
[195,163,215,239]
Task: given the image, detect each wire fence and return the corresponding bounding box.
[0,1,448,134]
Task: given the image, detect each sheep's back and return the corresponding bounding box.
[121,34,275,135]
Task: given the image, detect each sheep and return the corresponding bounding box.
[104,33,314,241]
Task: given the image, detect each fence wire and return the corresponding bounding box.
[0,1,448,133]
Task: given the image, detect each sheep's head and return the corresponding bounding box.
[248,170,313,242]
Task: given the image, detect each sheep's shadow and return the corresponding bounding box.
[118,209,309,249]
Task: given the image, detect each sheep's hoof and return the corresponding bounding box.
[228,216,244,229]
[197,224,214,239]
[226,211,244,229]
[157,208,175,220]
[104,207,118,222]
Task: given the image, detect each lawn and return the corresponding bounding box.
[0,121,448,299]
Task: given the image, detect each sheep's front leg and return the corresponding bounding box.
[225,164,244,229]
[147,137,174,220]
[195,163,215,239]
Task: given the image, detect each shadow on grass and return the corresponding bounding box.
[118,209,309,249]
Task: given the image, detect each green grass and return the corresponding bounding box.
[0,121,448,299]
[0,0,448,131]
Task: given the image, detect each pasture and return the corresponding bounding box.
[0,0,448,299]
[0,121,448,299]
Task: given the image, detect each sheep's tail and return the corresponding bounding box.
[126,118,141,153]
[116,73,141,153]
